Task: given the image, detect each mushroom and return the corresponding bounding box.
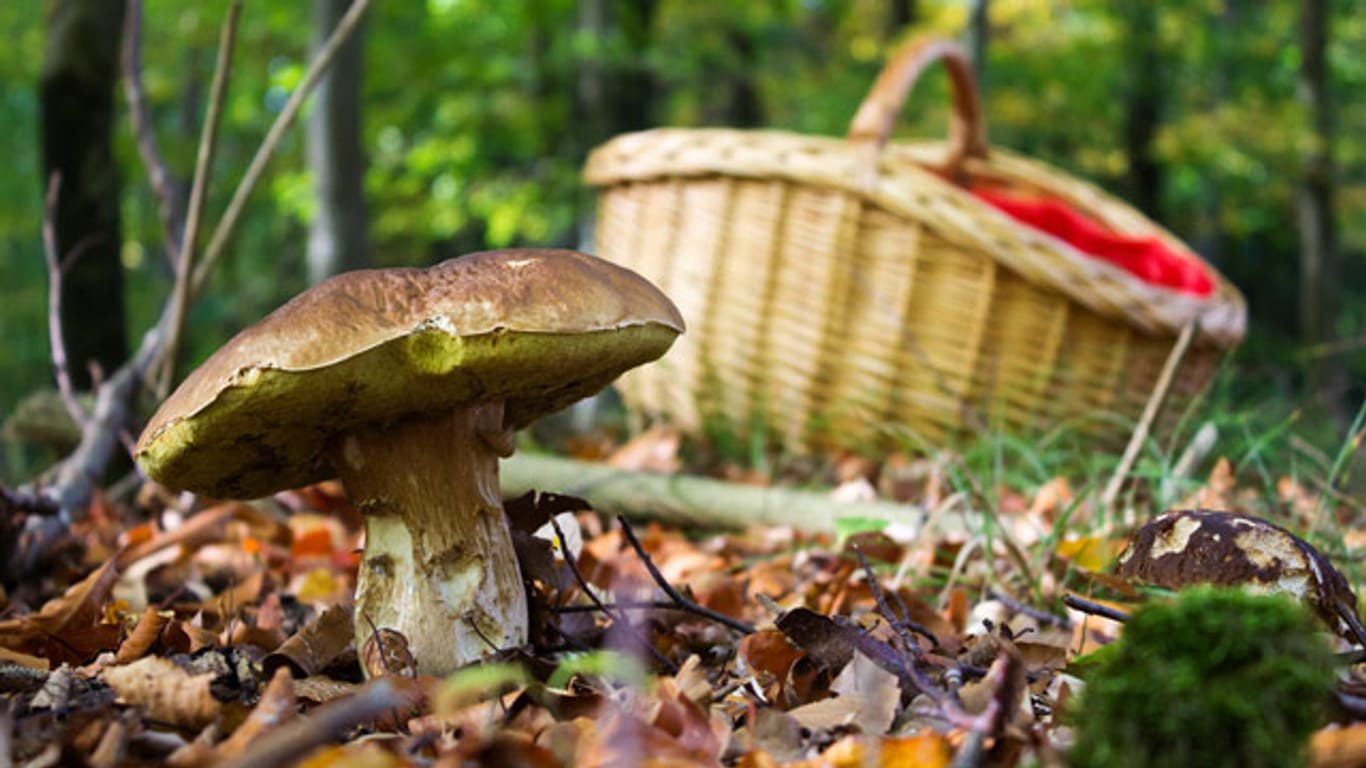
[134,249,683,675]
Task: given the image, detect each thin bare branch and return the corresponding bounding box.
[1062,593,1130,624]
[616,515,755,635]
[121,0,183,257]
[193,0,373,298]
[550,516,677,674]
[41,173,85,428]
[157,0,242,399]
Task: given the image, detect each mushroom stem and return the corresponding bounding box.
[330,402,527,676]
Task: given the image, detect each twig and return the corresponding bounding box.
[40,173,85,428]
[852,545,938,645]
[192,0,373,299]
[1062,593,1130,624]
[121,0,183,257]
[550,516,677,674]
[1102,320,1198,514]
[987,588,1072,630]
[615,515,756,635]
[157,0,242,399]
[553,600,679,613]
[217,678,419,768]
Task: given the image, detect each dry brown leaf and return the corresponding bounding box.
[1029,477,1073,519]
[115,606,171,664]
[0,558,121,661]
[264,604,354,679]
[1311,723,1366,767]
[880,732,953,767]
[101,655,221,730]
[0,644,50,670]
[213,667,298,761]
[606,424,681,473]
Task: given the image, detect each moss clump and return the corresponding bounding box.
[1069,586,1337,768]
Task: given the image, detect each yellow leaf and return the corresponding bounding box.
[1057,535,1124,573]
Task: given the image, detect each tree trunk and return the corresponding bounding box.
[1296,0,1344,415]
[306,0,370,283]
[40,0,128,389]
[967,0,989,87]
[886,0,918,40]
[1120,2,1163,218]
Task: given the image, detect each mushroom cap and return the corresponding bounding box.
[135,249,684,499]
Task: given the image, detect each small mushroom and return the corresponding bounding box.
[1115,509,1366,645]
[135,249,684,675]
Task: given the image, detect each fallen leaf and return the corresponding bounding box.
[101,655,222,730]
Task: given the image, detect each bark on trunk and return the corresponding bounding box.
[1296,0,1344,416]
[1121,1,1163,218]
[967,0,989,87]
[306,0,370,283]
[40,0,128,388]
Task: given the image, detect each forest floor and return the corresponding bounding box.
[3,424,1366,767]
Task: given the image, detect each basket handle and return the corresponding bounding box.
[846,37,989,173]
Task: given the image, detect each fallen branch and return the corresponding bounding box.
[40,173,85,429]
[500,453,960,537]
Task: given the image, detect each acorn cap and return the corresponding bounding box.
[135,249,684,499]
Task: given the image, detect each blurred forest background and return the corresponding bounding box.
[3,0,1364,482]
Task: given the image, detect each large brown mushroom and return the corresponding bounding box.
[135,249,683,675]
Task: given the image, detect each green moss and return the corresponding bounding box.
[1069,586,1337,768]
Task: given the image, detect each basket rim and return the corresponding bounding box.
[584,127,1247,348]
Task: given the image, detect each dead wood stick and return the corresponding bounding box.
[1101,320,1198,514]
[40,173,85,429]
[500,453,957,537]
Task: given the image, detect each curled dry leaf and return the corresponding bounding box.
[115,606,171,664]
[1115,509,1366,643]
[264,604,354,679]
[360,627,417,679]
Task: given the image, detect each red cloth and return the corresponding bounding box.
[971,188,1214,297]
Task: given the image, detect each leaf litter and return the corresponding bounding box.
[3,451,1366,766]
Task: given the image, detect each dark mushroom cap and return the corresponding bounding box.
[135,249,684,498]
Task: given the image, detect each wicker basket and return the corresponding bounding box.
[583,38,1246,454]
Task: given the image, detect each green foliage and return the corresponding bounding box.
[1068,586,1337,768]
[2,1,1365,480]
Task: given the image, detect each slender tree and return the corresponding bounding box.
[306,0,370,283]
[1120,1,1164,218]
[1296,0,1344,416]
[40,0,128,388]
[967,0,989,87]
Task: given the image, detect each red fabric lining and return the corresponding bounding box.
[971,188,1214,297]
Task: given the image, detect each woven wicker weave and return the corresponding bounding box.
[584,38,1246,453]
